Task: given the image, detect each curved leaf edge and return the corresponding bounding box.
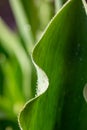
[18,0,87,129]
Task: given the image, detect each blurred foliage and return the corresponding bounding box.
[0,0,55,129]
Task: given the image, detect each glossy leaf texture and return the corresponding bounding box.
[19,0,87,130]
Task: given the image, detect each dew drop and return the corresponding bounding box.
[23,24,31,32]
[83,83,87,102]
[5,126,13,130]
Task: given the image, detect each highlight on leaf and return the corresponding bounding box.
[83,83,87,102]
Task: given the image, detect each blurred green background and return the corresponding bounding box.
[0,0,67,129]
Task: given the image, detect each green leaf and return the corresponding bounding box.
[8,0,37,98]
[55,0,68,12]
[0,19,32,100]
[0,20,34,120]
[19,0,39,38]
[19,0,87,130]
[9,0,34,54]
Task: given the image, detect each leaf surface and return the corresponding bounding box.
[19,0,87,130]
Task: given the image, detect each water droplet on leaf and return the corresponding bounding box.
[83,83,87,102]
